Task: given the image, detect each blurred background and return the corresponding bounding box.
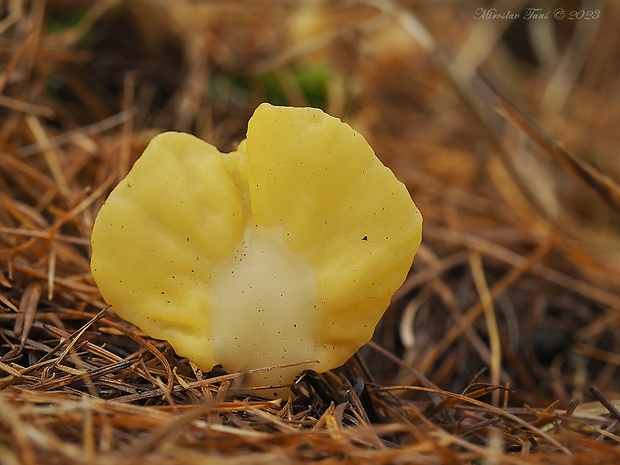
[1,0,619,411]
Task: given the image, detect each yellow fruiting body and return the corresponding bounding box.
[91,103,422,395]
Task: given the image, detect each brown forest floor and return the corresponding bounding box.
[1,1,620,464]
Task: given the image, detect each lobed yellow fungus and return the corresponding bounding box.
[90,103,422,396]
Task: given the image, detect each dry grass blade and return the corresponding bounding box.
[377,385,572,454]
[494,84,620,214]
[14,282,41,352]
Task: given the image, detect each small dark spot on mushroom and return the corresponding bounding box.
[362,236,368,241]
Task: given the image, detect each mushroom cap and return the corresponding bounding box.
[91,103,422,394]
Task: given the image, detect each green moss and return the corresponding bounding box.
[45,8,89,34]
[207,64,332,109]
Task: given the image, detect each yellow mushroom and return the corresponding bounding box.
[91,103,422,396]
